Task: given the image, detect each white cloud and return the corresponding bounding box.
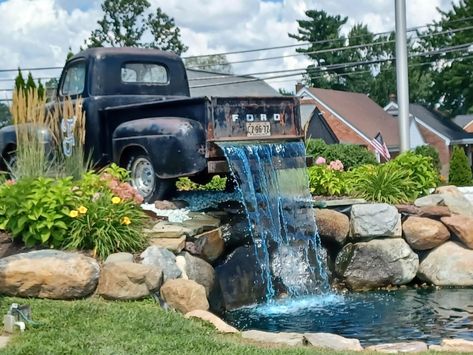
[0,0,463,96]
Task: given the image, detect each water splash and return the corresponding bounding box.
[218,141,329,302]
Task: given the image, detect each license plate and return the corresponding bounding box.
[246,122,271,137]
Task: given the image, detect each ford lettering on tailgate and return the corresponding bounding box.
[209,97,302,140]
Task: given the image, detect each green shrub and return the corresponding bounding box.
[176,175,226,191]
[0,177,77,247]
[389,151,439,197]
[305,139,377,170]
[308,165,348,196]
[347,164,415,204]
[63,193,146,259]
[449,146,473,186]
[413,145,441,173]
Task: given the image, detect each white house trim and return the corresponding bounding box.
[413,117,451,145]
[296,87,372,145]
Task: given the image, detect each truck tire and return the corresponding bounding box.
[127,154,175,203]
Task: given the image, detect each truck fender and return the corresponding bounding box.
[112,117,207,179]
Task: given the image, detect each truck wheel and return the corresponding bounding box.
[127,155,175,203]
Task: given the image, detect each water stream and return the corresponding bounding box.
[218,141,329,301]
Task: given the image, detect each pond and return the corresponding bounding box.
[224,288,473,346]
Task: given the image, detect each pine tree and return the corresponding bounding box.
[15,69,26,93]
[448,146,473,186]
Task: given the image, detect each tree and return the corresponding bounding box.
[87,0,187,55]
[15,69,26,93]
[449,145,472,185]
[184,54,233,74]
[419,0,473,116]
[0,103,12,128]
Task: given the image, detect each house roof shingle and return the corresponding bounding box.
[409,104,473,142]
[453,114,473,129]
[187,69,280,97]
[306,87,400,147]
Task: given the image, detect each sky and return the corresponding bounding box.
[0,0,461,99]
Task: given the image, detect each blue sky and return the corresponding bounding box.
[0,0,460,96]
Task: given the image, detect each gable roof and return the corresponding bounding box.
[408,104,473,143]
[300,87,400,148]
[186,69,280,97]
[453,114,473,129]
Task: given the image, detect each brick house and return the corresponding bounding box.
[384,102,473,176]
[296,86,425,158]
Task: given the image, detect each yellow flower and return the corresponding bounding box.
[121,216,131,225]
[69,210,79,218]
[111,196,121,204]
[78,206,88,214]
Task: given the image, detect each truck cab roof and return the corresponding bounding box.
[63,47,190,97]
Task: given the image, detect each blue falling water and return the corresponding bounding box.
[218,141,330,302]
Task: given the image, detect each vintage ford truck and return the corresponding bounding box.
[0,47,303,201]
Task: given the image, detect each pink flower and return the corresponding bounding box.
[328,160,344,171]
[315,156,326,165]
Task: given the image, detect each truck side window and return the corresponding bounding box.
[121,63,168,84]
[61,61,86,96]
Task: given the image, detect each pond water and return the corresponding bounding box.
[225,288,473,346]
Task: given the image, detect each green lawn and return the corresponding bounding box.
[0,297,356,355]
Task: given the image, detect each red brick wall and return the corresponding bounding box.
[316,105,371,148]
[417,124,450,177]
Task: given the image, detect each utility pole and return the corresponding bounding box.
[395,0,410,152]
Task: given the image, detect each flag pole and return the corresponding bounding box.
[395,0,410,152]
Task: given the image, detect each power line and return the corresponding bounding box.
[189,43,473,88]
[187,25,473,69]
[183,15,473,59]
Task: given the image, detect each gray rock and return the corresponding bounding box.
[350,204,402,239]
[335,239,419,290]
[402,216,450,250]
[366,341,428,353]
[304,333,363,351]
[183,252,215,297]
[160,279,209,314]
[315,209,349,245]
[415,194,473,217]
[140,246,181,281]
[0,250,99,299]
[414,194,445,207]
[417,241,473,286]
[241,330,304,346]
[97,262,162,300]
[104,252,134,264]
[215,246,267,310]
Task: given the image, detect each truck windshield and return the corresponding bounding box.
[121,63,168,84]
[61,61,86,96]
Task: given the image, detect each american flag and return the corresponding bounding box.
[370,132,391,161]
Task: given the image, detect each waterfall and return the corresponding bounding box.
[218,141,330,302]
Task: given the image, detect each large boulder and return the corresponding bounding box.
[160,279,209,314]
[187,228,224,263]
[402,216,450,250]
[429,339,473,352]
[415,194,473,217]
[182,252,215,297]
[97,262,162,300]
[441,215,473,249]
[0,250,99,299]
[214,246,267,310]
[335,239,418,290]
[104,252,134,264]
[140,246,181,281]
[350,204,402,240]
[417,241,473,286]
[315,209,349,245]
[149,235,186,253]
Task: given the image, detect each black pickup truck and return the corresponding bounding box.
[0,47,303,201]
